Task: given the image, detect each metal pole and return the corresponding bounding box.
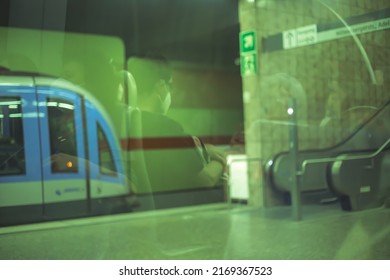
[288,98,302,221]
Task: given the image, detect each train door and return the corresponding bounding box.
[37,86,89,219]
[84,99,129,213]
[0,79,43,225]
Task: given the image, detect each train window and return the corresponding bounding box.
[97,123,117,176]
[47,98,78,173]
[0,97,25,175]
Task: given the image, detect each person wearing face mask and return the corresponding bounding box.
[128,56,227,194]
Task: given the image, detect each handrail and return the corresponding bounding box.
[297,137,390,175]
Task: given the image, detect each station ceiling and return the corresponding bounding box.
[64,0,240,70]
[0,0,240,70]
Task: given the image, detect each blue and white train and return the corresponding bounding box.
[0,73,133,226]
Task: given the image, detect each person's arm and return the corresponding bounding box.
[205,144,227,166]
[195,144,227,187]
[195,159,225,187]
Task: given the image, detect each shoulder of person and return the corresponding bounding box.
[141,111,185,135]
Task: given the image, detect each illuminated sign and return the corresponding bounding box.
[239,30,258,76]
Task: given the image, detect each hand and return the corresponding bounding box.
[205,144,227,167]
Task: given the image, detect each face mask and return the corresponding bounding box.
[159,91,171,115]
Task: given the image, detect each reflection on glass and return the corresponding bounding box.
[47,97,78,173]
[97,123,117,176]
[0,97,25,175]
[0,0,388,263]
[128,57,227,194]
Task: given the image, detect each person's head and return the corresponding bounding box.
[128,55,172,114]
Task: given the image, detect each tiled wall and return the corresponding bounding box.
[239,0,390,207]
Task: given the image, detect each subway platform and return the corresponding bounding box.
[0,201,389,260]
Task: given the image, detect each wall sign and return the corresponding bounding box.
[239,30,258,76]
[263,8,390,53]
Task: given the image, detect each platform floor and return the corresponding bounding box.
[0,202,389,260]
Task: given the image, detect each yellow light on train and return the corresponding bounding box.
[67,161,73,168]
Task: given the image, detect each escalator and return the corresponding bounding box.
[265,99,390,211]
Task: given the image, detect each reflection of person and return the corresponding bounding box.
[259,73,307,124]
[320,80,346,127]
[62,52,119,95]
[320,80,377,134]
[128,56,226,191]
[62,51,124,135]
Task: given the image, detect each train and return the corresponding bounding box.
[0,71,139,226]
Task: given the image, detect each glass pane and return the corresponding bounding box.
[0,0,388,263]
[0,97,25,175]
[97,123,117,175]
[47,98,78,173]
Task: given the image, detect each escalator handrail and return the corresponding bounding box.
[270,98,390,170]
[298,137,390,175]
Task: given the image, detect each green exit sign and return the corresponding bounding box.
[240,31,257,53]
[239,31,257,76]
[240,53,257,76]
